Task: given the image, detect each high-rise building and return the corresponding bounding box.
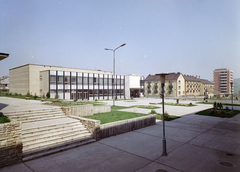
[213,68,234,95]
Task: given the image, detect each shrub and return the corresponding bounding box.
[189,103,192,105]
[13,93,19,96]
[176,99,179,104]
[9,92,12,96]
[42,93,46,98]
[150,109,157,114]
[55,93,59,99]
[26,91,31,97]
[46,92,50,98]
[34,93,38,100]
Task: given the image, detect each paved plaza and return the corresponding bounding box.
[0,97,240,172]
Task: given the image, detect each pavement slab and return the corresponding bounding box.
[156,143,240,172]
[135,162,181,172]
[24,142,151,172]
[99,131,184,161]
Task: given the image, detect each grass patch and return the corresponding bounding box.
[45,100,104,107]
[196,108,240,118]
[156,114,180,121]
[131,105,160,109]
[111,106,132,111]
[0,116,10,123]
[197,102,240,106]
[158,102,196,107]
[84,111,148,124]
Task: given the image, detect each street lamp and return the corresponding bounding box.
[105,43,126,106]
[230,82,233,114]
[156,73,168,156]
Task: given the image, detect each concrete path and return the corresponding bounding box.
[0,97,240,172]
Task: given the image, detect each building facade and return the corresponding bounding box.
[213,68,234,96]
[125,74,144,98]
[10,64,129,100]
[144,73,214,98]
[0,76,9,90]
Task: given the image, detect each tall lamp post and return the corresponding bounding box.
[156,73,168,156]
[105,43,126,106]
[230,82,233,114]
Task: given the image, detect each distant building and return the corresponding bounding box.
[9,64,129,100]
[125,74,144,98]
[0,76,9,90]
[144,72,214,98]
[213,68,234,96]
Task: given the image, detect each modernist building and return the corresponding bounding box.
[213,68,234,96]
[125,74,144,98]
[144,72,214,98]
[9,64,128,100]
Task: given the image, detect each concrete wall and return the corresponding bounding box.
[100,114,156,139]
[68,115,101,141]
[9,65,29,95]
[40,70,49,97]
[61,104,111,117]
[0,121,22,168]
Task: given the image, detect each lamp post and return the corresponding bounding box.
[105,43,126,106]
[156,73,168,156]
[230,82,233,114]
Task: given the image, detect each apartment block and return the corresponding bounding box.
[213,68,234,95]
[144,72,214,98]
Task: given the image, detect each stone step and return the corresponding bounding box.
[22,136,96,161]
[22,120,82,135]
[23,131,91,148]
[20,115,66,123]
[4,108,63,116]
[22,127,88,143]
[10,113,65,121]
[22,124,85,139]
[8,111,65,118]
[23,133,93,153]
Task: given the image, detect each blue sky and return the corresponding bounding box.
[0,0,239,80]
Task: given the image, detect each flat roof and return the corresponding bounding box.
[0,53,9,61]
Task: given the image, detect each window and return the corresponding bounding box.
[71,76,76,85]
[83,77,88,85]
[89,77,93,85]
[179,86,181,90]
[117,79,120,85]
[99,78,103,85]
[78,77,82,84]
[121,79,124,85]
[50,89,56,93]
[65,76,70,84]
[104,78,108,85]
[58,76,63,85]
[178,80,181,84]
[109,78,112,85]
[50,75,56,84]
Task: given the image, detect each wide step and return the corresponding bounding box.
[22,136,96,161]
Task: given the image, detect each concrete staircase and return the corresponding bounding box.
[4,108,66,123]
[4,108,96,161]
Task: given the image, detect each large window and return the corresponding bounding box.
[50,75,56,85]
[71,76,76,85]
[58,76,63,85]
[78,77,82,85]
[89,77,93,85]
[83,77,88,85]
[99,78,103,85]
[104,78,108,85]
[65,76,70,85]
[109,78,112,85]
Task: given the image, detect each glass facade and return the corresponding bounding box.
[49,70,125,100]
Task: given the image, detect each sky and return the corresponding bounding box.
[0,0,240,81]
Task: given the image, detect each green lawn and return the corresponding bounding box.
[155,114,180,121]
[111,106,132,111]
[131,105,160,109]
[0,116,10,123]
[158,102,196,107]
[196,108,240,118]
[197,102,240,106]
[84,111,148,124]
